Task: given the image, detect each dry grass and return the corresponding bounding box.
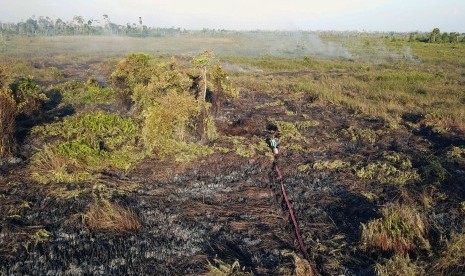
[375,253,425,276]
[361,204,430,253]
[432,232,465,275]
[0,88,17,157]
[83,200,140,233]
[282,250,314,276]
[205,257,253,276]
[30,145,91,184]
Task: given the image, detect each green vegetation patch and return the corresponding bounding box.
[275,120,303,141]
[299,159,350,173]
[446,146,465,162]
[341,126,380,144]
[226,136,271,158]
[30,111,142,184]
[295,120,320,129]
[53,80,116,106]
[356,152,419,185]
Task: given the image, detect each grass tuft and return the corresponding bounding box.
[361,204,430,253]
[83,200,140,233]
[432,232,465,275]
[375,253,425,276]
[205,257,252,276]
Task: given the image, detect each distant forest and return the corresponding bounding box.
[1,15,464,43]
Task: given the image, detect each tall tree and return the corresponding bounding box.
[429,28,440,43]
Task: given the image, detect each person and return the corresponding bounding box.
[270,136,279,155]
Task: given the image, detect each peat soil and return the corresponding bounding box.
[1,77,465,275]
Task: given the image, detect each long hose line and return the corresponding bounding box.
[274,163,315,275]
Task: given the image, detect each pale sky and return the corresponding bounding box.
[0,0,464,32]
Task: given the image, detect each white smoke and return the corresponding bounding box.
[305,34,352,59]
[221,63,263,73]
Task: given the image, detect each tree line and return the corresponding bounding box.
[409,28,465,43]
[0,15,187,37]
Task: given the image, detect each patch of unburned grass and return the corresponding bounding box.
[226,136,272,158]
[356,152,419,185]
[432,232,465,275]
[445,146,465,162]
[341,126,380,144]
[361,204,430,253]
[83,200,140,233]
[282,250,313,276]
[274,120,303,142]
[299,159,350,173]
[205,257,252,276]
[375,254,425,276]
[30,145,93,184]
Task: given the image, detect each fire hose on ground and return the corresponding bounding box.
[273,160,316,276]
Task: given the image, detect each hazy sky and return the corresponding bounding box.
[0,0,464,32]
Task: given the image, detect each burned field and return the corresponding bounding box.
[1,42,465,275]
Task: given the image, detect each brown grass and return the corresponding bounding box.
[361,204,430,253]
[83,200,140,233]
[432,232,465,275]
[375,253,425,276]
[0,87,17,157]
[283,250,314,276]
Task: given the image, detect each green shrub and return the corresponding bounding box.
[274,120,304,143]
[228,136,271,158]
[55,80,116,106]
[8,76,48,114]
[418,153,448,185]
[82,86,116,104]
[142,91,201,157]
[110,53,153,109]
[132,61,191,111]
[30,111,142,183]
[446,146,465,162]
